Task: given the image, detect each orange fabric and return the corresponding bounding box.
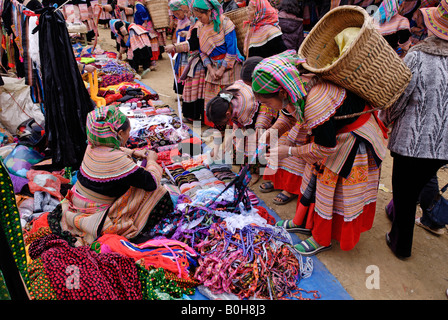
[29,212,50,234]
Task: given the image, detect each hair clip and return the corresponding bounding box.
[219,92,233,103]
[281,108,294,117]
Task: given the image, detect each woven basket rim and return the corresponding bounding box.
[224,6,248,20]
[298,5,371,74]
[224,6,249,14]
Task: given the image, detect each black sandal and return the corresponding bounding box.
[259,181,275,193]
[272,192,297,205]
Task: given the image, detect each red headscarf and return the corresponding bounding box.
[244,0,279,31]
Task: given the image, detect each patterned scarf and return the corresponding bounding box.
[169,0,183,11]
[0,161,30,297]
[252,50,307,123]
[181,0,194,10]
[244,0,279,31]
[86,105,128,149]
[193,0,222,33]
[373,0,404,24]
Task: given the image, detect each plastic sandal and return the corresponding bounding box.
[272,192,297,205]
[258,181,275,193]
[294,237,332,256]
[415,217,445,235]
[275,219,311,234]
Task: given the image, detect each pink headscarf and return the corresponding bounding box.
[244,0,279,31]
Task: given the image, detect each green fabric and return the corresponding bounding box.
[86,105,128,149]
[0,160,30,294]
[180,0,192,6]
[80,57,95,64]
[0,271,11,300]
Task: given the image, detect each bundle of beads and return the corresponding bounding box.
[194,222,318,300]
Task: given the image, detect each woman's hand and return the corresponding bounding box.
[214,65,225,80]
[258,128,273,145]
[207,64,217,81]
[84,64,97,74]
[145,150,158,163]
[265,145,291,163]
[165,44,175,53]
[129,149,146,159]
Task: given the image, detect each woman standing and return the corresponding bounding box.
[168,0,191,95]
[243,0,287,58]
[252,50,388,256]
[165,0,207,122]
[379,0,448,259]
[192,0,244,127]
[110,19,153,73]
[129,0,160,70]
[278,0,304,51]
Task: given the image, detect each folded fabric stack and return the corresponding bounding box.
[129,115,190,152]
[191,166,226,191]
[181,157,226,191]
[208,162,236,183]
[166,163,202,198]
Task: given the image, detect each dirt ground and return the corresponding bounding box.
[95,27,448,300]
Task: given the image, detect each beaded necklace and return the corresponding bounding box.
[137,265,195,300]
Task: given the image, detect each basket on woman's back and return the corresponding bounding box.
[298,5,412,110]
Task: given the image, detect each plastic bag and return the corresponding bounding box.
[0,77,45,133]
[26,170,71,200]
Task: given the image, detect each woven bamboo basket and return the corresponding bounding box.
[298,5,411,110]
[224,7,249,54]
[145,0,170,29]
